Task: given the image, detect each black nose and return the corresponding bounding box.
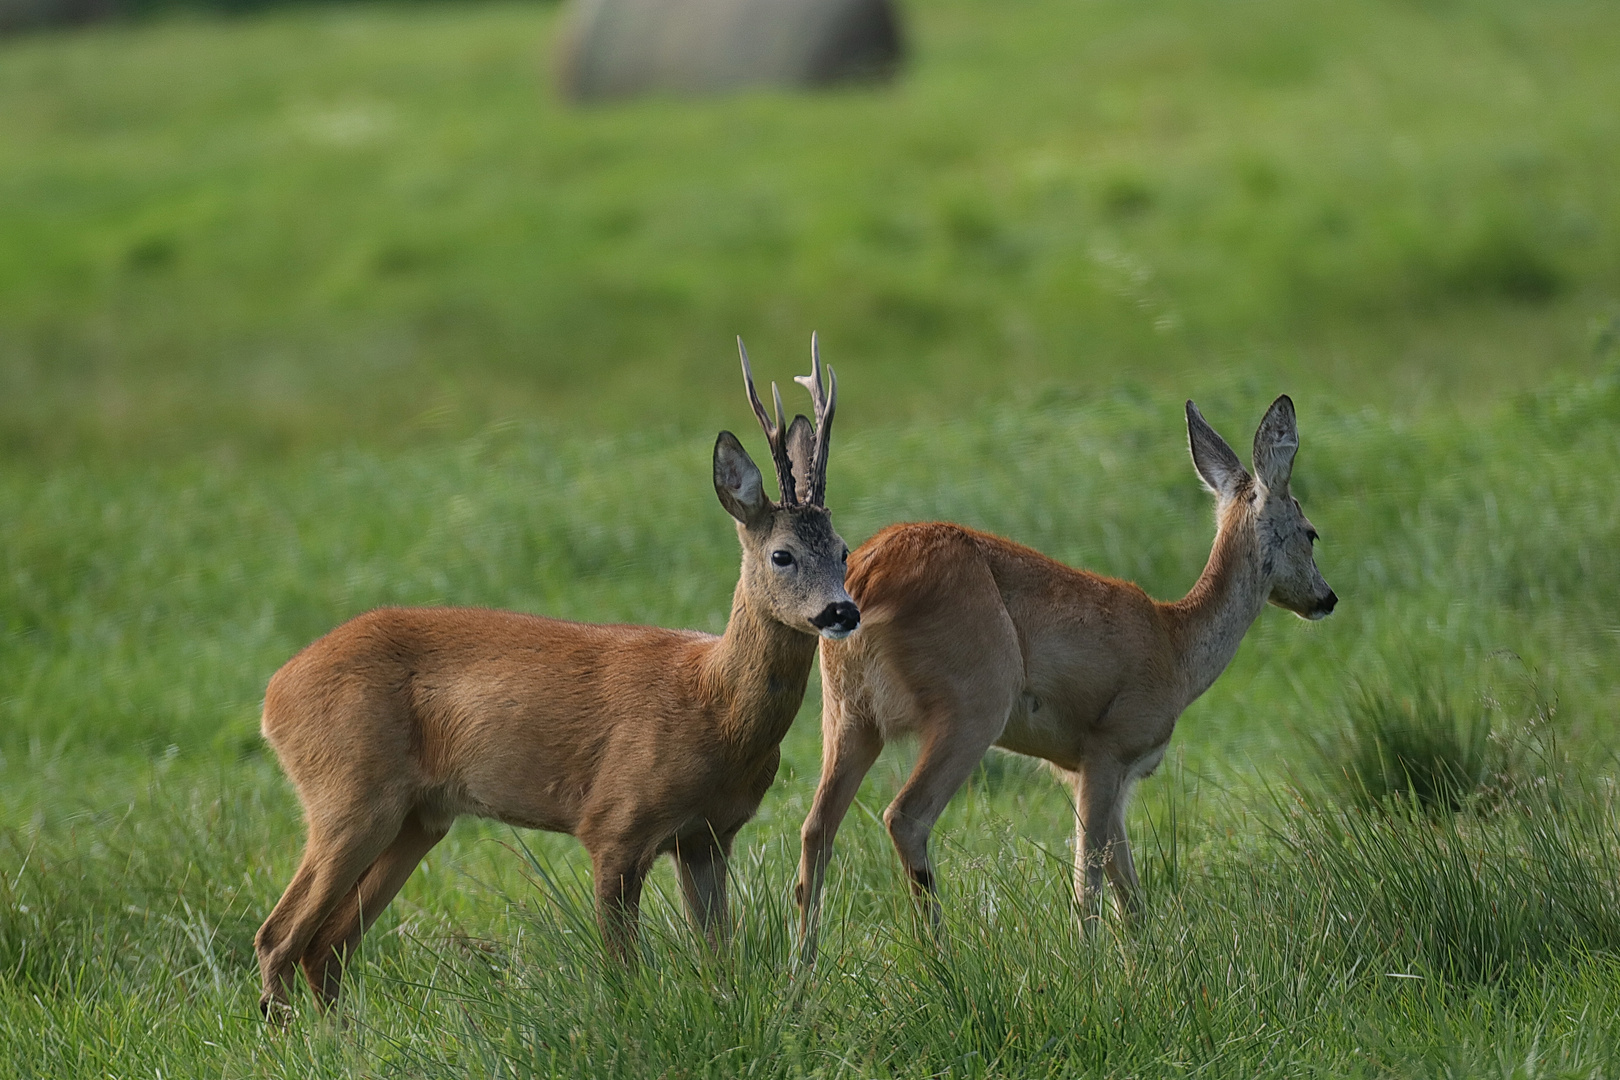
[1320,590,1338,615]
[811,601,860,633]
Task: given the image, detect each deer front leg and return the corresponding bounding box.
[1073,759,1130,930]
[674,831,734,952]
[590,845,651,963]
[1102,793,1144,922]
[795,710,884,968]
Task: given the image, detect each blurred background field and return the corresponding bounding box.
[3,0,1618,459]
[5,0,1620,1075]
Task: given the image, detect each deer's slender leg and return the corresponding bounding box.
[1073,759,1130,929]
[256,808,405,1015]
[675,830,735,951]
[883,721,1006,933]
[255,858,318,1014]
[299,811,448,1007]
[795,709,884,966]
[591,846,652,963]
[1101,793,1144,921]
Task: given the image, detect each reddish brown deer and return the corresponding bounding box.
[794,396,1335,964]
[254,338,858,1015]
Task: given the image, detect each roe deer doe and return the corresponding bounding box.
[794,395,1335,964]
[254,338,858,1015]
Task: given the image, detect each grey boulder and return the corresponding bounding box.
[557,0,904,101]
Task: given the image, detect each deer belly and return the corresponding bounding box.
[994,692,1076,765]
[453,759,585,834]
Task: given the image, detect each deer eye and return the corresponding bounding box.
[771,550,795,567]
[840,546,850,562]
[1306,528,1319,545]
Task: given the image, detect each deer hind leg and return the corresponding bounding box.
[255,858,318,1015]
[883,716,1010,935]
[795,703,884,967]
[298,810,448,1008]
[674,829,736,952]
[879,580,1022,936]
[255,804,407,1016]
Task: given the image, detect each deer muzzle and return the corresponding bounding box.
[1307,590,1338,620]
[811,600,861,640]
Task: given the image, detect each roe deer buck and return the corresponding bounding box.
[794,395,1335,964]
[254,338,858,1015]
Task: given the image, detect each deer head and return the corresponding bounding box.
[1186,395,1337,620]
[714,335,859,640]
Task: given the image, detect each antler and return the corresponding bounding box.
[737,337,800,506]
[792,331,837,507]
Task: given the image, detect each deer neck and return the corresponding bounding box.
[1164,499,1271,705]
[700,577,819,757]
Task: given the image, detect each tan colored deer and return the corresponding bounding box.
[794,395,1335,964]
[253,338,859,1015]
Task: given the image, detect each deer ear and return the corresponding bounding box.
[714,431,770,524]
[1252,394,1299,492]
[1186,401,1247,499]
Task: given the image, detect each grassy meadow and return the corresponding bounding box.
[5,0,1620,1075]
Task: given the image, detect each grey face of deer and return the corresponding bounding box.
[714,432,858,639]
[1257,491,1334,620]
[1187,395,1337,621]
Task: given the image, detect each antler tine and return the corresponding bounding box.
[793,332,837,506]
[738,337,776,439]
[736,336,798,505]
[771,381,787,439]
[793,331,827,414]
[809,365,836,505]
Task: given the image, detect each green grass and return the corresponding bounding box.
[5,0,1620,1075]
[2,0,1619,459]
[1318,674,1500,813]
[7,373,1620,1075]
